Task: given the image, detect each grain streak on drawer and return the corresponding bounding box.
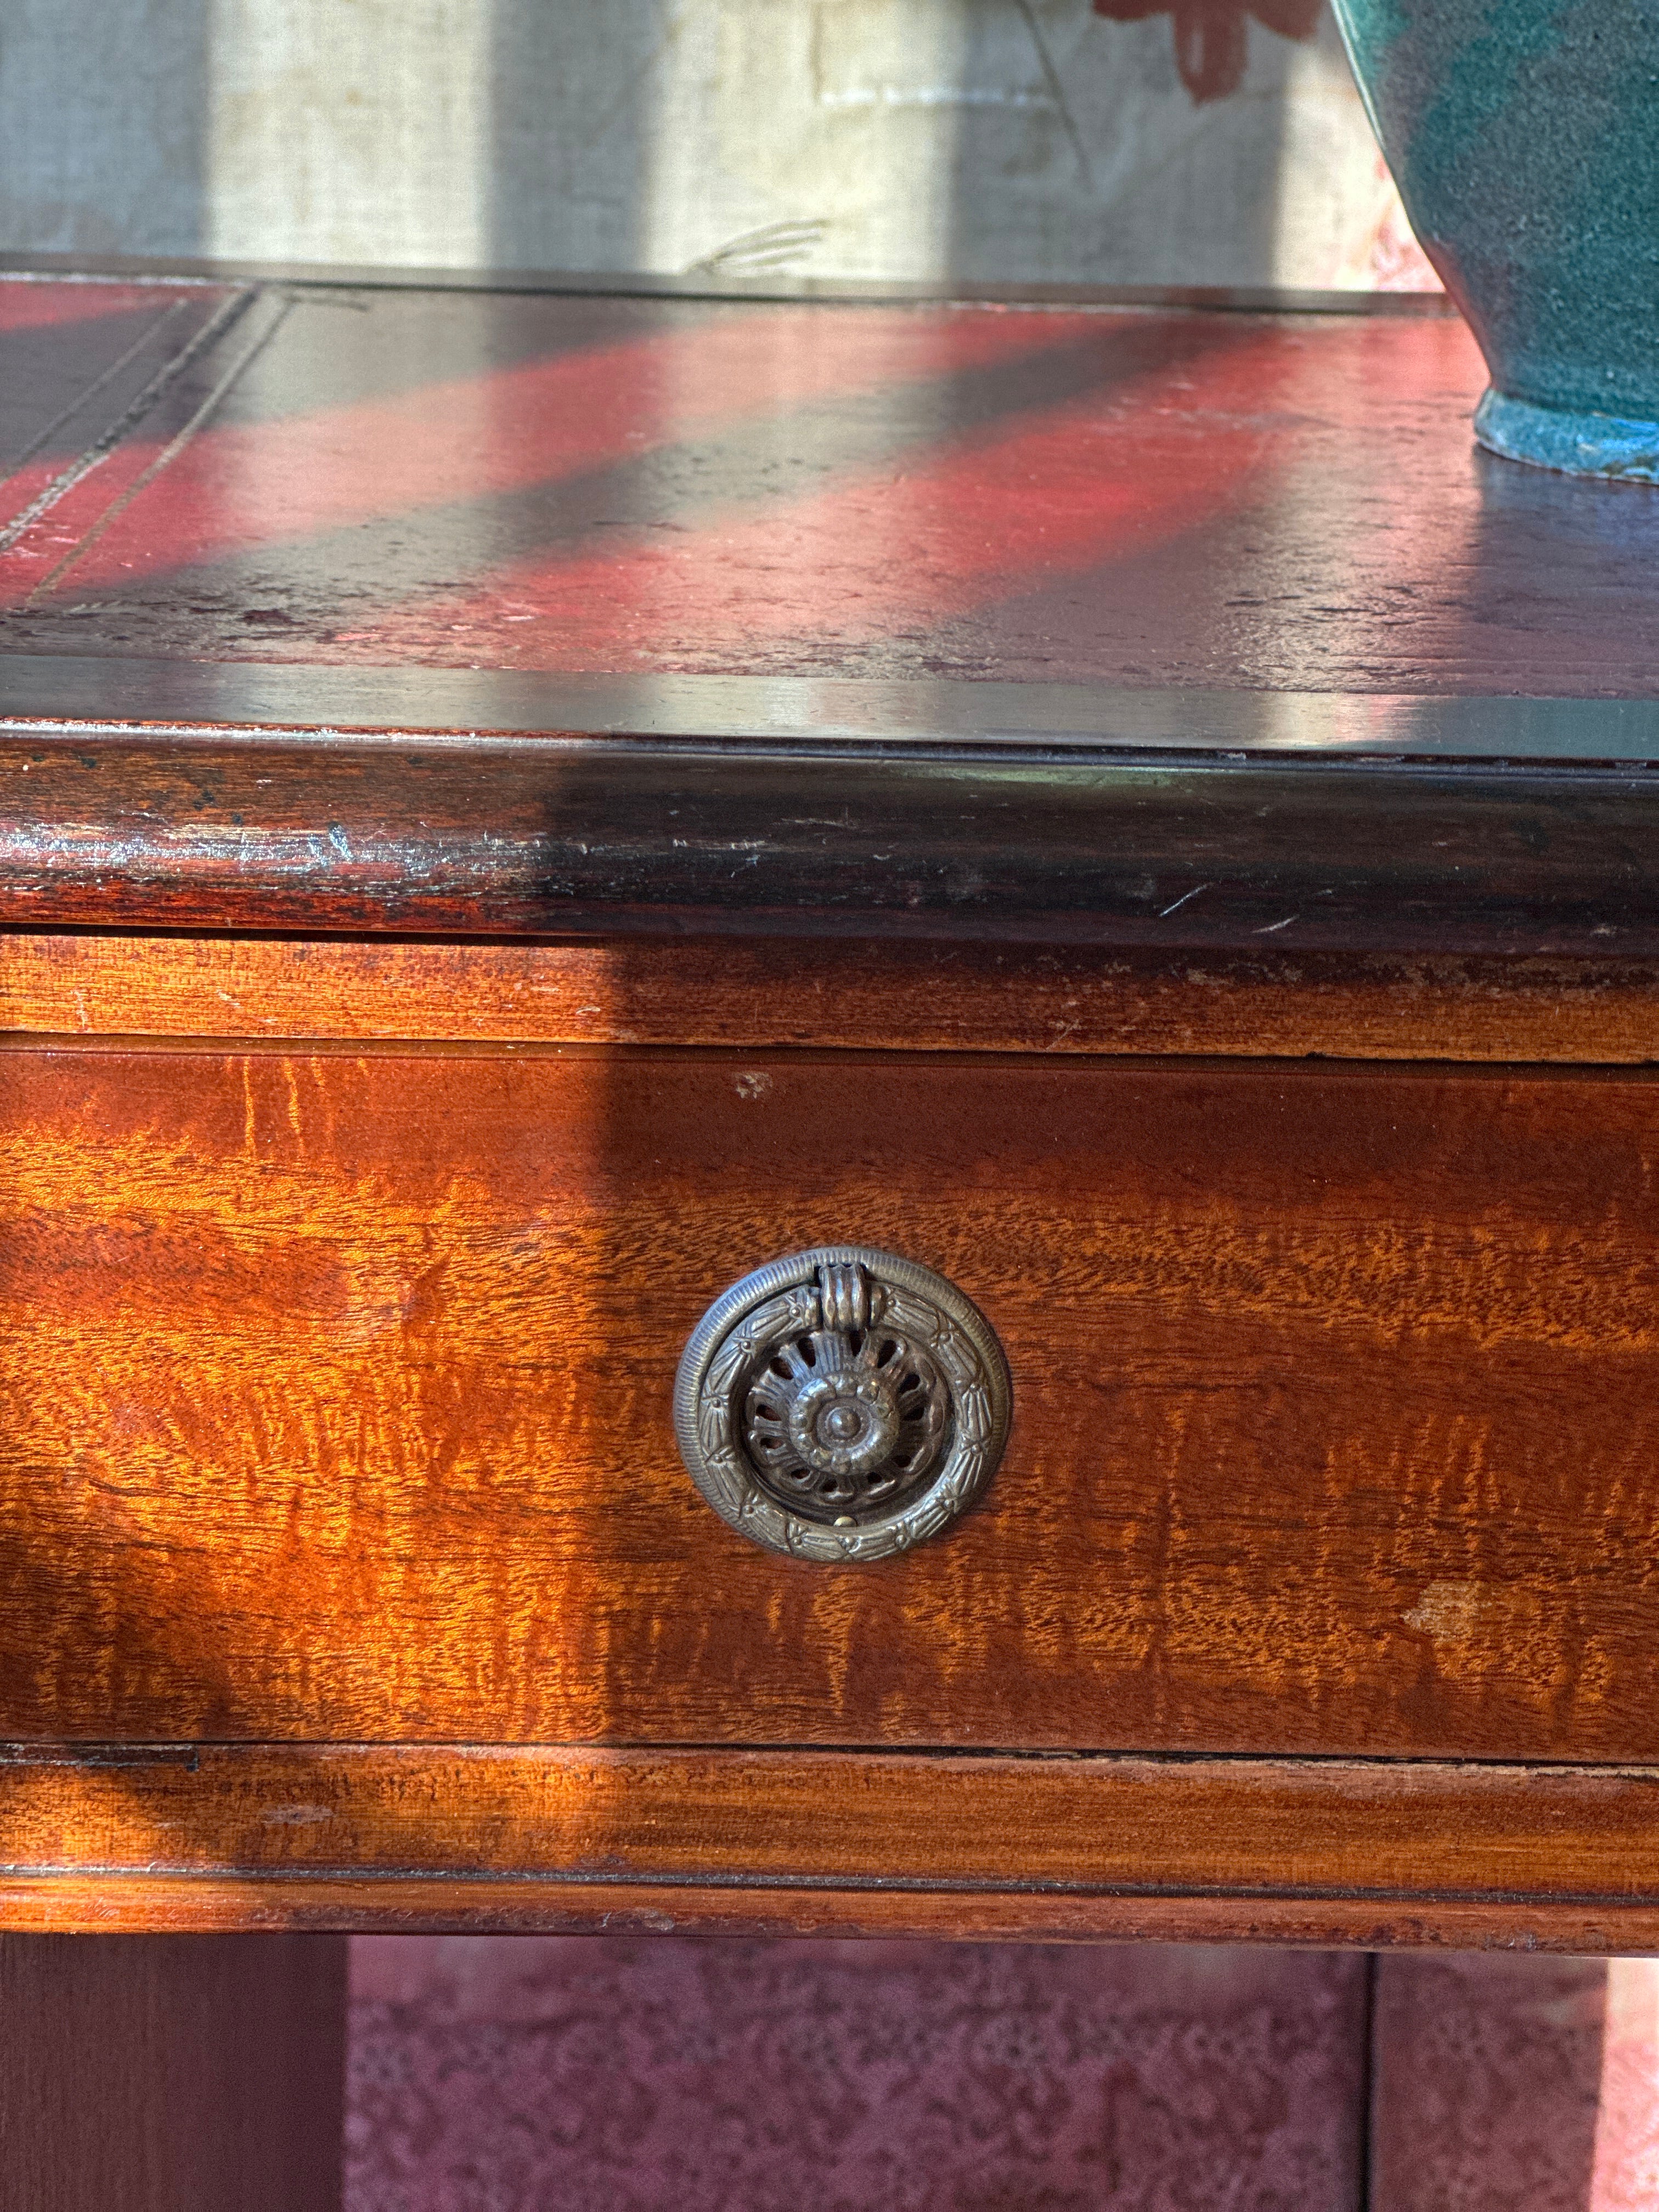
[2,1043,1655,1762]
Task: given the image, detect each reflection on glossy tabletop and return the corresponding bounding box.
[4,273,1657,697]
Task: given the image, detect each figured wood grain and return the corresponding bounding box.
[8,934,1659,1063]
[0,1931,345,2210]
[4,1041,1659,1762]
[4,1746,1659,1951]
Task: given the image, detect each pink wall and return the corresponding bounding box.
[347,1938,1659,2210]
[348,1938,1367,2209]
[1374,1955,1659,2212]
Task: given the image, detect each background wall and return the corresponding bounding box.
[347,1938,1659,2211]
[347,1937,1372,2209]
[0,0,1434,287]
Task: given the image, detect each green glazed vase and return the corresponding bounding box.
[1330,0,1659,480]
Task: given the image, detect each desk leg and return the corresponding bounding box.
[0,1933,346,2211]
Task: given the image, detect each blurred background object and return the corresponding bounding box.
[348,1938,1659,2210]
[347,1937,1372,2210]
[1092,0,1322,107]
[0,0,1438,289]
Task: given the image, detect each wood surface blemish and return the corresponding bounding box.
[1406,1581,1506,1643]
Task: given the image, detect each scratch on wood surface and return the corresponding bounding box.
[1160,882,1210,918]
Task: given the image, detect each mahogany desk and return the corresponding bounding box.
[3,265,1659,1993]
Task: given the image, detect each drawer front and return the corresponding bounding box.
[3,1042,1654,1760]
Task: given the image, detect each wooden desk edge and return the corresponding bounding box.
[6,934,1659,1064]
[6,723,1659,956]
[5,1744,1659,1948]
[4,1876,1656,1951]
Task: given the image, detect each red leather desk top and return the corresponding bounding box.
[4,273,1652,703]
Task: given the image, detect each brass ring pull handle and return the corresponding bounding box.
[673,1246,1011,1562]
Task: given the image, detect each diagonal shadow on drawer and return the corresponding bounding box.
[3,1015,1659,1926]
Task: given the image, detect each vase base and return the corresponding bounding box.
[1475,389,1659,483]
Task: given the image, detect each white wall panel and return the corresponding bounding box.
[0,0,1432,287]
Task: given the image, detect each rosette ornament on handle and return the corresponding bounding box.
[674,1247,1011,1562]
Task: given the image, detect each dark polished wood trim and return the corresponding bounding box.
[0,251,1457,316]
[5,1743,1659,1949]
[4,723,1659,951]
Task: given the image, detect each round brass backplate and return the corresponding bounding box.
[673,1245,1011,1562]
